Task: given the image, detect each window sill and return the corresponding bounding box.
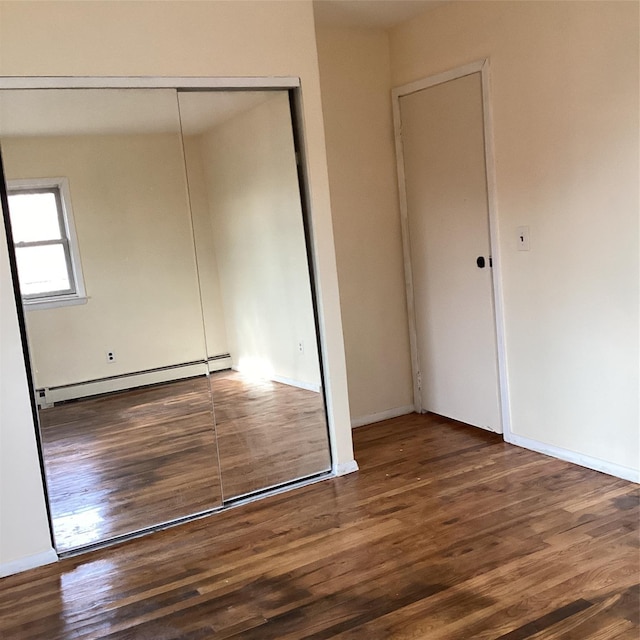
[23,295,89,311]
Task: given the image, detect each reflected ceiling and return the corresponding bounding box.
[0,89,272,138]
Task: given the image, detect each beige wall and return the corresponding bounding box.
[389,1,639,473]
[192,94,322,388]
[0,0,354,574]
[315,27,414,423]
[3,133,209,387]
[182,135,229,359]
[0,227,53,571]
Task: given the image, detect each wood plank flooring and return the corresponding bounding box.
[40,372,330,551]
[211,370,330,499]
[3,413,638,639]
[39,377,223,551]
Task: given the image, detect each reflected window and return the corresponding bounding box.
[7,177,86,309]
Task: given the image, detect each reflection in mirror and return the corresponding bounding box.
[179,90,331,499]
[0,89,222,551]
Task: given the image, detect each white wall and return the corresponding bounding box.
[315,27,414,424]
[389,0,639,476]
[181,135,230,359]
[0,0,354,575]
[3,133,209,387]
[0,225,55,573]
[189,93,322,388]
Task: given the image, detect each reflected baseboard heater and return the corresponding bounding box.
[36,354,232,407]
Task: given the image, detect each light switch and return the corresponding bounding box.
[517,226,530,251]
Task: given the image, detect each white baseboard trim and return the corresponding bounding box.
[0,547,58,578]
[231,367,321,393]
[505,432,639,483]
[334,459,359,476]
[351,405,415,429]
[271,374,321,393]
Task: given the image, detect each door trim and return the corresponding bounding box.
[0,76,301,90]
[392,59,512,437]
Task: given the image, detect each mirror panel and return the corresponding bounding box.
[0,88,222,551]
[178,90,331,499]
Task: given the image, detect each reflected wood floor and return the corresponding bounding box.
[40,377,223,552]
[40,373,330,551]
[3,413,638,639]
[211,370,330,500]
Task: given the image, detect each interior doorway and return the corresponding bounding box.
[393,61,508,433]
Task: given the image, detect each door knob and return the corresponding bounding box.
[476,256,486,268]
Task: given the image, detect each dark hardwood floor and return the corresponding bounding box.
[39,377,223,551]
[211,370,330,500]
[2,413,638,639]
[39,372,331,551]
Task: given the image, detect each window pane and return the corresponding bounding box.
[8,191,63,242]
[15,244,72,296]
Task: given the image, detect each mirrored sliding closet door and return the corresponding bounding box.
[0,84,332,554]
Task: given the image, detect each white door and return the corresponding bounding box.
[398,72,501,432]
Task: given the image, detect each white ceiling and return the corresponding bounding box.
[313,0,446,29]
[0,89,276,138]
[178,91,275,136]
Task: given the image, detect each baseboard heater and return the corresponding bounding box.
[37,353,232,407]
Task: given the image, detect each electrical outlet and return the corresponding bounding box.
[298,341,304,353]
[106,350,116,363]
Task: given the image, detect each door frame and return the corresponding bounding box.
[392,58,512,436]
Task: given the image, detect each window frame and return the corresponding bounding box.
[8,177,87,310]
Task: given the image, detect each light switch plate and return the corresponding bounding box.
[517,226,530,251]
